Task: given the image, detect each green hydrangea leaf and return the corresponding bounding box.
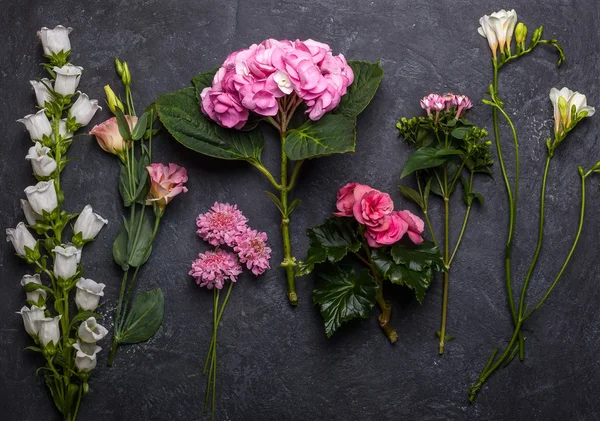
[336,60,384,117]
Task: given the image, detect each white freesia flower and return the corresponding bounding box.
[69,92,101,126]
[38,315,62,347]
[75,278,106,311]
[273,70,294,95]
[53,64,83,96]
[25,142,57,177]
[478,10,517,58]
[549,87,596,135]
[17,109,53,140]
[20,199,42,226]
[78,317,108,343]
[37,25,73,55]
[17,305,46,337]
[52,245,80,280]
[21,274,47,304]
[6,222,37,256]
[30,79,54,108]
[73,340,102,372]
[74,205,108,241]
[24,179,58,214]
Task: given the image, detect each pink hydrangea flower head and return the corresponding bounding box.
[234,229,271,276]
[200,87,249,129]
[189,249,243,289]
[353,189,394,229]
[397,210,425,244]
[145,163,188,209]
[239,80,279,116]
[196,202,249,247]
[296,39,332,65]
[365,211,409,248]
[454,95,473,120]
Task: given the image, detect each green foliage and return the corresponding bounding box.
[312,265,378,337]
[117,288,164,344]
[284,114,356,160]
[113,207,155,270]
[336,60,384,117]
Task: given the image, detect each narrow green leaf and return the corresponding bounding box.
[400,147,463,178]
[23,282,53,295]
[398,186,424,209]
[336,60,384,117]
[118,162,134,207]
[131,111,150,141]
[24,346,42,353]
[113,222,129,270]
[435,330,456,341]
[313,265,378,337]
[284,113,356,160]
[287,198,302,216]
[127,207,155,268]
[114,107,132,141]
[120,288,164,344]
[264,191,285,216]
[69,311,102,328]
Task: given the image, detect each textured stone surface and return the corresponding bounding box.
[1,1,599,420]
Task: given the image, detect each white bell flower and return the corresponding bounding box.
[69,92,101,126]
[38,315,62,347]
[6,222,37,257]
[73,340,102,372]
[74,205,108,241]
[25,142,57,177]
[52,245,80,280]
[30,79,54,108]
[20,274,47,304]
[17,109,53,141]
[78,317,108,343]
[53,64,83,96]
[24,179,58,214]
[75,278,106,311]
[549,87,596,135]
[37,25,73,55]
[20,199,42,226]
[16,305,46,338]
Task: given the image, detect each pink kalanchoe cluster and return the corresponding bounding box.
[200,39,354,128]
[196,202,249,247]
[189,249,243,289]
[334,183,425,248]
[191,203,271,289]
[420,93,473,120]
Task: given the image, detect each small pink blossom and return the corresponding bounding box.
[443,93,457,110]
[353,189,394,229]
[365,211,409,248]
[333,182,359,217]
[454,95,473,119]
[420,94,446,117]
[234,229,271,276]
[196,202,249,247]
[89,116,137,156]
[397,210,425,244]
[189,249,243,289]
[146,163,188,209]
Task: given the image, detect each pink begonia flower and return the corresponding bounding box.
[145,163,188,209]
[196,202,249,247]
[397,210,425,244]
[234,229,272,276]
[200,88,248,129]
[189,249,243,290]
[333,182,359,217]
[365,211,409,248]
[89,116,137,155]
[454,95,473,120]
[353,189,394,229]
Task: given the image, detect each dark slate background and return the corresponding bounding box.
[1,1,599,420]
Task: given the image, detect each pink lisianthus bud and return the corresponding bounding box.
[454,95,473,120]
[200,87,249,129]
[365,211,409,248]
[89,116,137,156]
[353,189,394,229]
[234,229,272,276]
[196,202,249,247]
[397,210,425,244]
[145,163,188,209]
[189,249,242,290]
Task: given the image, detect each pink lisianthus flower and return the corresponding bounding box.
[397,210,425,244]
[145,163,188,209]
[196,202,249,247]
[89,116,137,156]
[189,249,243,289]
[353,189,394,229]
[365,211,409,248]
[200,87,248,129]
[234,229,271,276]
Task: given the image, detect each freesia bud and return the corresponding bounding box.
[53,64,83,96]
[69,92,102,126]
[6,222,37,257]
[21,274,47,304]
[20,199,42,226]
[122,62,131,85]
[37,25,73,55]
[25,142,57,177]
[30,79,54,108]
[89,116,136,156]
[17,109,53,141]
[75,278,106,311]
[549,87,595,137]
[104,85,124,114]
[74,205,108,241]
[73,340,102,372]
[17,305,46,338]
[38,315,62,347]
[146,163,189,209]
[515,23,527,48]
[24,180,58,214]
[52,245,80,280]
[78,317,108,343]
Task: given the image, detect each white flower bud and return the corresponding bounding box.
[74,205,108,241]
[75,278,105,311]
[6,222,37,257]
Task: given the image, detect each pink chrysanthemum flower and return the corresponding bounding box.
[234,229,271,276]
[196,202,249,246]
[189,249,243,289]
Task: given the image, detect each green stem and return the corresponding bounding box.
[203,282,234,374]
[71,387,83,421]
[248,160,281,190]
[491,64,523,353]
[448,171,474,266]
[416,175,438,248]
[288,160,304,190]
[439,193,450,355]
[107,269,129,366]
